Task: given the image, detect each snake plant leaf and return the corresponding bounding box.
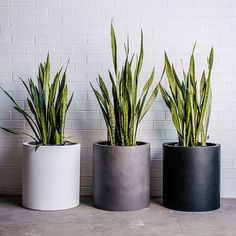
[176,87,184,122]
[49,105,57,128]
[57,69,66,105]
[200,70,206,105]
[164,52,177,99]
[203,85,212,145]
[0,87,20,108]
[90,83,107,111]
[126,59,133,96]
[67,93,74,111]
[59,86,68,144]
[43,54,50,109]
[139,72,159,123]
[134,30,143,80]
[172,65,183,93]
[50,69,61,104]
[132,31,144,112]
[98,75,110,103]
[90,83,110,130]
[0,87,41,140]
[140,83,159,123]
[172,66,185,123]
[138,89,150,122]
[192,42,196,54]
[27,98,41,128]
[108,102,116,145]
[195,51,213,143]
[189,54,196,90]
[186,122,192,146]
[111,23,117,76]
[122,101,129,145]
[13,106,40,140]
[185,90,191,126]
[108,70,116,87]
[19,77,31,95]
[54,130,61,145]
[40,110,47,144]
[140,68,155,98]
[189,92,196,144]
[208,47,214,72]
[0,127,38,142]
[124,36,129,56]
[168,98,181,134]
[138,88,150,118]
[159,84,170,107]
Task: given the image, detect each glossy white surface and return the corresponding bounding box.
[22,143,81,210]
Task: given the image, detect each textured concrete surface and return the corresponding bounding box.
[0,197,235,236]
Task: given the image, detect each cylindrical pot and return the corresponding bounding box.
[93,141,150,212]
[163,142,221,212]
[22,142,81,211]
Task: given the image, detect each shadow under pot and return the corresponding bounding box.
[163,142,221,212]
[93,141,150,212]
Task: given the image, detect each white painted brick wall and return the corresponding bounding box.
[0,0,235,197]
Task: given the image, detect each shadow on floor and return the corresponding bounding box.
[0,195,22,207]
[80,196,93,207]
[0,195,163,209]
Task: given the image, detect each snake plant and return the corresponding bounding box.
[0,54,73,146]
[160,45,214,147]
[91,23,160,146]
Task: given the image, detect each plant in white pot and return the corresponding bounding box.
[91,23,160,211]
[0,55,80,211]
[160,45,220,212]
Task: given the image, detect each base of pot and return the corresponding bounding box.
[163,202,220,212]
[93,203,150,212]
[22,202,80,211]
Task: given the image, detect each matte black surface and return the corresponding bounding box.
[163,142,221,212]
[93,142,150,212]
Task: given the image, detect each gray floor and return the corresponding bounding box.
[0,197,236,236]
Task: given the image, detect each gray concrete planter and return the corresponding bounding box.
[93,141,150,212]
[163,142,221,212]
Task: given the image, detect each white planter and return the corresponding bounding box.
[22,142,81,211]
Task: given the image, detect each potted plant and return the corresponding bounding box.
[160,45,220,212]
[90,23,160,212]
[0,55,80,211]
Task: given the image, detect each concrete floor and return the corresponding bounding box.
[0,197,235,236]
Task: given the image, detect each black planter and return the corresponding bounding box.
[93,141,150,212]
[163,142,221,212]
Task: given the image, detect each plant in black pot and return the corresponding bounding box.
[91,23,160,211]
[160,45,220,212]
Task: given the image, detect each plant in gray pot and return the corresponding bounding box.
[91,23,160,211]
[160,45,220,212]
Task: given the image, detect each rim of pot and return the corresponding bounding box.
[94,141,150,147]
[163,142,220,149]
[23,142,80,147]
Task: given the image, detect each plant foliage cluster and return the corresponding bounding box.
[1,23,214,148]
[91,24,160,146]
[1,55,73,145]
[160,46,214,146]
